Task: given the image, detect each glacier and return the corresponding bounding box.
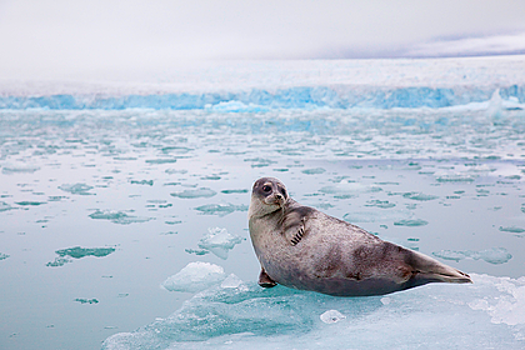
[0,84,523,111]
[1,56,525,112]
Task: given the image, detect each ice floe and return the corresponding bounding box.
[55,246,115,259]
[393,219,429,227]
[302,167,326,175]
[432,247,513,265]
[161,262,227,293]
[1,163,40,174]
[102,273,525,350]
[402,192,439,201]
[88,210,153,225]
[343,210,413,224]
[58,183,94,195]
[194,203,248,217]
[47,246,115,267]
[75,298,99,305]
[195,227,245,260]
[499,226,525,235]
[170,188,217,199]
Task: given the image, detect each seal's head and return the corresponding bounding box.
[248,177,289,219]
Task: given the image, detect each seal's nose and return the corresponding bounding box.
[275,193,283,201]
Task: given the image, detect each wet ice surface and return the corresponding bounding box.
[1,58,525,350]
[102,274,525,350]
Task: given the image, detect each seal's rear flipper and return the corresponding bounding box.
[407,249,472,284]
[258,269,277,288]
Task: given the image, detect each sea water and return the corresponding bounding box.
[1,57,525,350]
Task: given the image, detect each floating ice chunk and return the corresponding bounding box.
[197,227,245,260]
[194,203,249,217]
[171,188,217,199]
[148,200,167,204]
[2,163,40,174]
[432,247,512,265]
[394,219,428,227]
[131,180,154,186]
[160,231,178,235]
[46,256,72,267]
[165,220,182,225]
[402,192,439,201]
[499,226,525,235]
[47,246,115,267]
[436,174,476,183]
[486,88,503,118]
[185,248,210,256]
[55,246,115,259]
[221,189,249,194]
[48,196,67,202]
[165,168,188,175]
[201,175,221,180]
[75,298,99,305]
[58,183,94,195]
[0,201,14,212]
[320,310,346,324]
[319,181,382,199]
[161,146,193,154]
[88,210,153,224]
[221,274,244,289]
[161,262,226,293]
[343,210,412,223]
[467,164,497,173]
[302,167,326,175]
[0,252,10,261]
[145,158,178,164]
[15,201,47,206]
[364,200,396,209]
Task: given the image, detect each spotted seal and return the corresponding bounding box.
[248,177,472,296]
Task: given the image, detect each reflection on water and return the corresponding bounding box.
[1,105,524,350]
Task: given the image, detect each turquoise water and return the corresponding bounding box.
[1,58,525,349]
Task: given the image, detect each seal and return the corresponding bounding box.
[248,177,472,296]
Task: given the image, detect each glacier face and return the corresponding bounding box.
[1,56,525,111]
[0,84,524,110]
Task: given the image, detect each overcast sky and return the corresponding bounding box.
[1,0,524,80]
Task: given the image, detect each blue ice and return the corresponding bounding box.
[103,267,525,350]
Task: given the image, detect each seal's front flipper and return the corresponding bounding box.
[280,203,315,246]
[258,269,277,288]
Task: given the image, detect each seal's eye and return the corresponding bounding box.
[262,185,272,193]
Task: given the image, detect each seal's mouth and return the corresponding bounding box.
[264,193,285,207]
[274,193,285,206]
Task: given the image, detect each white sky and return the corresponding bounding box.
[1,0,525,80]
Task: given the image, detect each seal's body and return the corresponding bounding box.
[248,177,472,297]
